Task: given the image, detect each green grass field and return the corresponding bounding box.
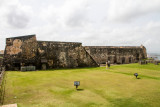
[4,63,160,107]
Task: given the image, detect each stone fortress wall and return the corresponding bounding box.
[36,41,98,70]
[3,34,147,70]
[3,35,98,70]
[0,51,4,68]
[0,57,3,68]
[85,46,147,64]
[3,35,37,70]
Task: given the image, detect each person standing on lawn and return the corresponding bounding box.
[106,61,108,69]
[108,60,110,69]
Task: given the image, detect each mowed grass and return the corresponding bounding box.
[4,63,160,107]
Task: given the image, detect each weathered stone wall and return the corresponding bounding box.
[0,58,2,67]
[85,46,147,64]
[3,34,147,70]
[141,45,147,59]
[37,41,98,69]
[0,54,3,68]
[3,35,98,70]
[0,54,3,58]
[3,35,37,70]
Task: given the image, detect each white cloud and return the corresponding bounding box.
[107,0,160,22]
[40,0,90,28]
[0,0,160,53]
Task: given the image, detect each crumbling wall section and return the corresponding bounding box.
[85,46,147,64]
[3,35,37,70]
[141,45,147,59]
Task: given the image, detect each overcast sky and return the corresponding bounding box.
[0,0,160,53]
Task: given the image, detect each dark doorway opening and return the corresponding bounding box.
[102,62,106,64]
[13,63,20,70]
[136,54,139,60]
[122,57,125,64]
[114,57,117,64]
[108,57,110,61]
[129,57,132,63]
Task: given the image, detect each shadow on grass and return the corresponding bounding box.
[76,89,84,91]
[137,77,141,79]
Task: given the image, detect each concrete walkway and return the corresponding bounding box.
[1,104,17,107]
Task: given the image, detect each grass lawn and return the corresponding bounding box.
[4,63,160,107]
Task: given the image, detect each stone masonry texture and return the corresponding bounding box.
[3,35,147,70]
[85,46,147,64]
[3,35,98,70]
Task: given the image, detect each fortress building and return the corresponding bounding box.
[3,34,147,70]
[85,46,147,64]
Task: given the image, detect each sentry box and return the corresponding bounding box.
[74,81,80,89]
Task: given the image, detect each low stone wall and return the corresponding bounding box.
[153,60,160,65]
[146,60,154,63]
[139,60,147,65]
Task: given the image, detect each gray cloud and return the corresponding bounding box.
[7,6,30,28]
[66,10,88,27]
[0,0,160,53]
